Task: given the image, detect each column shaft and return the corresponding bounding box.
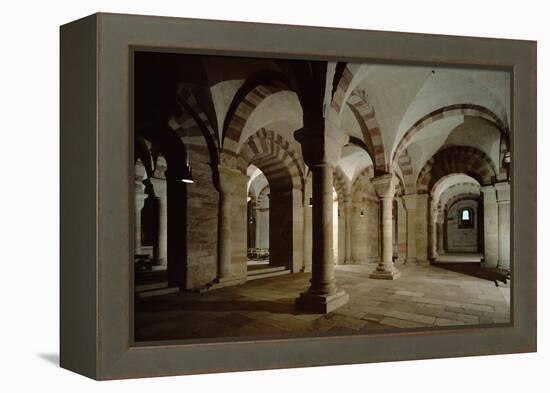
[436,219,445,255]
[495,182,511,270]
[296,162,348,312]
[370,174,401,279]
[402,195,417,263]
[218,193,232,279]
[215,164,241,285]
[481,185,499,267]
[151,178,167,267]
[134,192,146,253]
[344,198,353,264]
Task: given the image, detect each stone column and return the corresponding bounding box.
[495,181,511,270]
[216,164,241,284]
[343,196,354,264]
[296,162,349,312]
[302,192,312,272]
[429,200,438,261]
[402,194,417,264]
[134,183,146,254]
[436,209,445,256]
[151,177,167,267]
[481,185,499,267]
[396,197,407,263]
[415,194,430,263]
[370,174,401,279]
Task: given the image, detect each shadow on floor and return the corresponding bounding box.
[37,353,59,366]
[136,297,315,315]
[431,262,510,286]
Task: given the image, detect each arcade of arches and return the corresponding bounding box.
[134,52,511,340]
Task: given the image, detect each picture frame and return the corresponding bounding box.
[60,12,537,380]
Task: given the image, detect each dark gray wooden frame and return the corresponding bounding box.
[60,12,537,380]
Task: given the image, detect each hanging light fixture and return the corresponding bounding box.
[308,196,313,207]
[181,127,194,184]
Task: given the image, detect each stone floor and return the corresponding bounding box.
[135,262,511,342]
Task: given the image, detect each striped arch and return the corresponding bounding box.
[239,129,305,192]
[416,146,497,194]
[169,86,220,178]
[330,64,354,114]
[176,84,219,149]
[396,149,415,193]
[392,104,510,172]
[222,82,290,157]
[437,182,481,208]
[346,92,386,172]
[444,194,481,216]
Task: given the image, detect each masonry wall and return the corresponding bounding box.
[351,200,367,263]
[446,199,480,253]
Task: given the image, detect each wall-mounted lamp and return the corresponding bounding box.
[181,127,194,184]
[359,210,365,217]
[180,165,194,184]
[308,197,313,207]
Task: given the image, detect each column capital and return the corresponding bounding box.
[494,181,511,203]
[150,176,167,193]
[295,122,349,167]
[480,184,496,194]
[219,151,238,170]
[371,173,396,199]
[402,193,418,210]
[217,164,241,194]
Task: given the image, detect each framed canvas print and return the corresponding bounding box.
[60,13,537,380]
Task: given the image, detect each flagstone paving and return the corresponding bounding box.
[135,263,511,342]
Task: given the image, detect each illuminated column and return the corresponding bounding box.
[396,197,407,263]
[436,208,445,256]
[344,196,354,264]
[481,185,499,268]
[370,174,401,279]
[429,199,438,261]
[134,182,146,254]
[402,194,417,264]
[296,161,349,312]
[495,181,511,270]
[151,177,167,267]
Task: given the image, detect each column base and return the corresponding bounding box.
[212,276,246,289]
[497,263,510,271]
[405,257,416,264]
[369,268,401,280]
[344,259,355,265]
[415,260,430,265]
[295,290,349,313]
[482,261,498,269]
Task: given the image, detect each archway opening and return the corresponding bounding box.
[246,165,270,267]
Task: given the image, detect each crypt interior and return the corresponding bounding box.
[133,52,511,342]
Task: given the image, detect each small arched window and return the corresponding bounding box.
[458,208,474,228]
